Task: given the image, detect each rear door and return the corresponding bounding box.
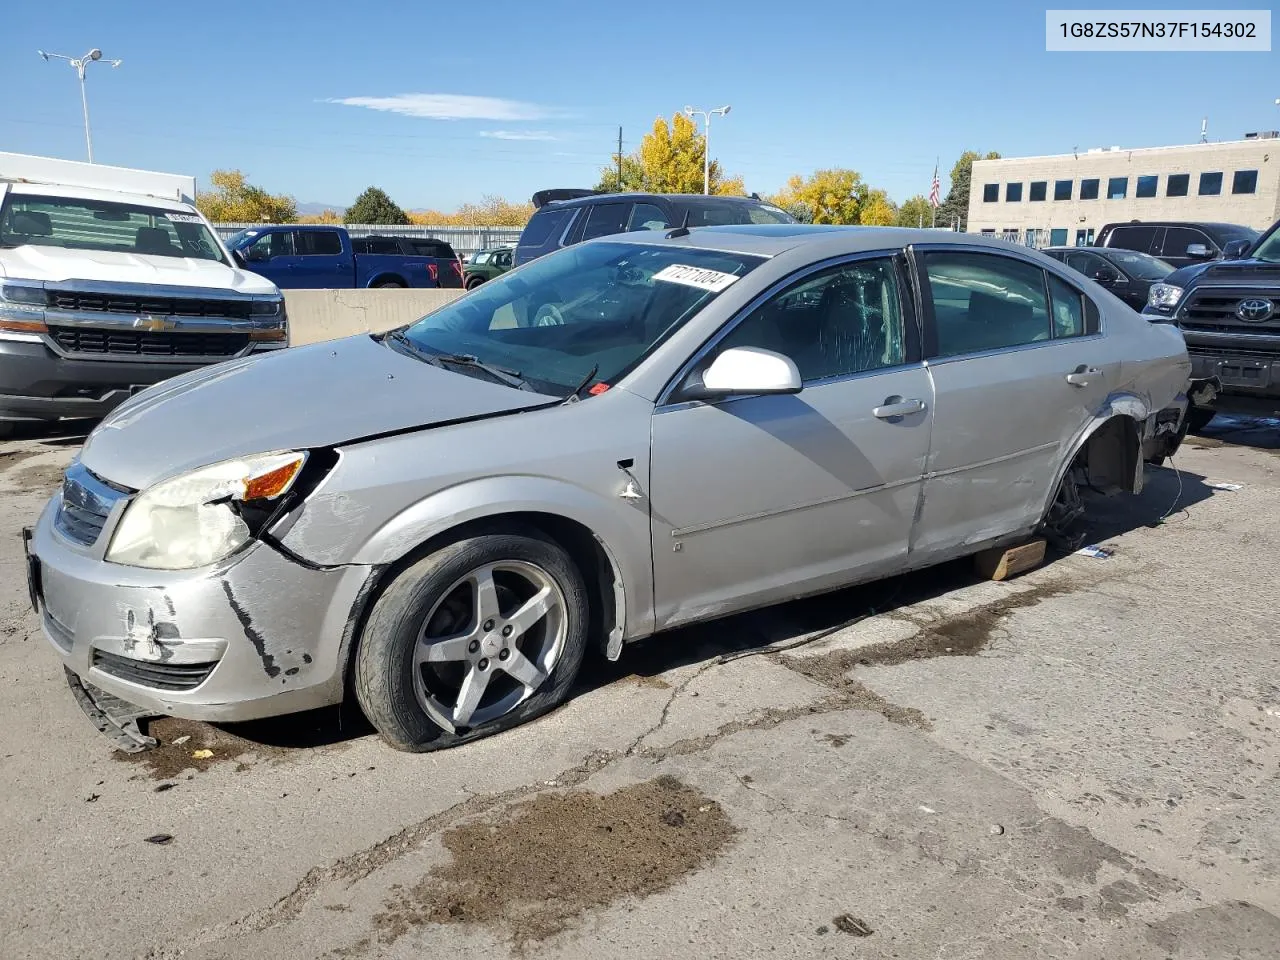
[911,246,1113,554]
[291,229,351,287]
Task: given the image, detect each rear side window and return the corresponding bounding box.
[1104,225,1158,254]
[1047,273,1086,338]
[580,202,632,241]
[923,251,1050,357]
[519,208,572,246]
[296,230,343,256]
[361,237,401,254]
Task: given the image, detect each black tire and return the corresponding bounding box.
[465,275,485,290]
[1186,406,1216,434]
[0,421,15,441]
[354,529,589,752]
[373,279,405,289]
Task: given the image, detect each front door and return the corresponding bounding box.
[649,254,933,629]
[911,246,1116,554]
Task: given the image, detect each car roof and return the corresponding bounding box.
[542,192,777,210]
[603,224,1024,259]
[4,181,197,213]
[1101,220,1252,232]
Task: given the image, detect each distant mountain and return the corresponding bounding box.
[296,201,345,215]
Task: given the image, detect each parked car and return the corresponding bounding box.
[0,152,286,440]
[224,225,462,289]
[1143,215,1280,429]
[513,188,795,265]
[1041,246,1175,311]
[28,227,1197,754]
[1094,220,1260,269]
[463,246,513,289]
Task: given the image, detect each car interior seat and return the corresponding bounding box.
[135,226,178,256]
[8,210,54,237]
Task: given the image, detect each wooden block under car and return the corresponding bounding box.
[973,539,1047,582]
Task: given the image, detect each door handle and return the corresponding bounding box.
[873,397,927,419]
[1065,366,1102,387]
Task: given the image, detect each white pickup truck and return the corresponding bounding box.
[0,153,286,438]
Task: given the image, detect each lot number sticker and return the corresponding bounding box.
[653,264,741,293]
[165,213,205,224]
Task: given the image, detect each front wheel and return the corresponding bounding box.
[353,530,589,752]
[465,275,485,290]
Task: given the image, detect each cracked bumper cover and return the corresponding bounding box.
[29,496,375,723]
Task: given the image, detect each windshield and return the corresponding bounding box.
[0,194,227,263]
[394,240,765,396]
[1107,250,1175,281]
[1252,228,1280,263]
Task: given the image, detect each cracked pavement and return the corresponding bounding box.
[1,418,1278,959]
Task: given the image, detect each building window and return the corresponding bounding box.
[1198,172,1223,196]
[1080,178,1100,200]
[1025,228,1040,248]
[1006,182,1023,202]
[1166,173,1190,197]
[1049,228,1068,246]
[1029,181,1047,202]
[1136,175,1158,198]
[1107,177,1128,200]
[1075,229,1089,247]
[1054,179,1072,201]
[1233,170,1259,194]
[980,228,996,236]
[982,183,999,202]
[1001,228,1020,242]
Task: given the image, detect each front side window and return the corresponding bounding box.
[1054,180,1073,201]
[628,203,669,231]
[716,257,906,382]
[1080,179,1100,200]
[1166,174,1190,197]
[1006,183,1023,202]
[1198,172,1223,196]
[1107,177,1128,200]
[1233,170,1258,195]
[1029,181,1047,202]
[1159,226,1213,258]
[923,251,1050,357]
[244,230,293,260]
[1136,175,1158,198]
[398,241,763,396]
[983,184,1000,203]
[296,230,343,256]
[0,194,226,263]
[469,251,491,265]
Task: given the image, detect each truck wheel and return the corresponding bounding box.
[373,279,405,289]
[1186,407,1216,433]
[354,528,589,752]
[465,275,485,290]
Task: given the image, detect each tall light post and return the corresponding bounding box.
[684,105,731,195]
[37,48,123,163]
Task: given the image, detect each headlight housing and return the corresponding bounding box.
[0,281,49,334]
[1148,283,1184,311]
[106,451,307,570]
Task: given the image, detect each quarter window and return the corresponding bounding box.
[1136,175,1158,198]
[923,251,1051,357]
[1166,173,1190,197]
[1053,180,1073,201]
[717,257,907,382]
[982,183,1000,203]
[1107,177,1128,200]
[1198,172,1223,196]
[1005,182,1023,202]
[519,208,572,246]
[1029,181,1047,202]
[1233,170,1259,194]
[1080,178,1100,200]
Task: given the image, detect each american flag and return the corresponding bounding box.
[929,162,941,208]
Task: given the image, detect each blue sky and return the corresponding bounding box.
[4,1,1277,211]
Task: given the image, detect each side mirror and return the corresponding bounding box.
[677,346,802,402]
[1222,239,1252,260]
[1185,243,1214,260]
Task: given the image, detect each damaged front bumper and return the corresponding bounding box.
[27,495,374,726]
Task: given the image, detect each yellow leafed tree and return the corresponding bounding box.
[768,169,866,225]
[409,195,535,227]
[596,113,745,196]
[196,170,297,223]
[859,189,897,226]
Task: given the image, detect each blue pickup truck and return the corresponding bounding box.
[224,225,463,289]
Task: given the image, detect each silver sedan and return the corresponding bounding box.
[28,226,1195,752]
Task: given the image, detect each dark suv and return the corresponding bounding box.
[1095,220,1260,269]
[514,189,795,266]
[1143,216,1280,428]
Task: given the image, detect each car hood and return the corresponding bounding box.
[80,334,558,491]
[0,243,278,294]
[1164,258,1280,288]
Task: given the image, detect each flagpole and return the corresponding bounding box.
[931,156,938,228]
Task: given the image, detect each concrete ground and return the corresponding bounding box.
[1,418,1278,960]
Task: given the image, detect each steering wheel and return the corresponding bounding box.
[532,303,566,327]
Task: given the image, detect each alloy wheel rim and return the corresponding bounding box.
[412,560,567,732]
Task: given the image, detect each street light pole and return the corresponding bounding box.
[37,48,123,163]
[684,105,731,195]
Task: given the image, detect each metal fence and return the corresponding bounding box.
[213,223,523,255]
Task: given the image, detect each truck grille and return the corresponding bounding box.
[1181,291,1280,334]
[54,462,129,548]
[91,649,218,691]
[47,290,254,321]
[50,327,249,358]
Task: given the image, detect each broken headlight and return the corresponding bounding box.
[105,452,307,570]
[1147,283,1184,311]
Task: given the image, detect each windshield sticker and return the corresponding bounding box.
[652,264,740,293]
[165,213,204,224]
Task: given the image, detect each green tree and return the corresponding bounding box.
[859,188,897,226]
[196,170,297,223]
[935,150,1000,231]
[345,186,410,225]
[896,194,934,228]
[768,169,866,224]
[595,113,743,195]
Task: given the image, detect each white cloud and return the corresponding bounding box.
[479,130,557,142]
[327,93,557,121]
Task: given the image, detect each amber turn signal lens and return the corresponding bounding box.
[243,456,305,501]
[0,318,48,333]
[248,326,286,342]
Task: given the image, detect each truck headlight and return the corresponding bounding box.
[0,281,49,334]
[106,451,307,570]
[1148,283,1184,311]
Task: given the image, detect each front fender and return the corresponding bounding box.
[347,475,654,642]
